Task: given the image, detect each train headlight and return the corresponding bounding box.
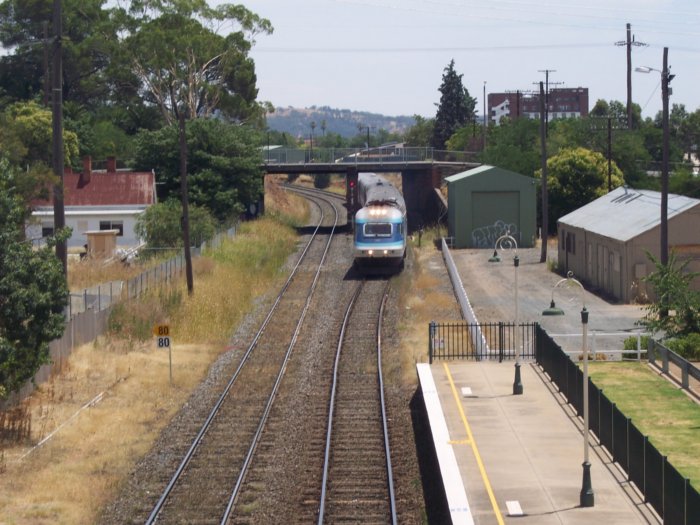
[383,250,388,255]
[368,249,374,256]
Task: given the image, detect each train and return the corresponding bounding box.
[353,172,407,272]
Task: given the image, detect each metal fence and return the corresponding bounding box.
[428,321,537,363]
[4,233,233,407]
[536,325,700,525]
[440,237,489,353]
[262,147,479,165]
[124,252,184,300]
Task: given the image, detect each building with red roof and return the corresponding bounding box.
[26,157,157,250]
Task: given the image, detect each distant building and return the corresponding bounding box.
[26,157,157,251]
[487,88,589,125]
[557,186,700,303]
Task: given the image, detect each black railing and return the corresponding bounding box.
[535,325,700,525]
[428,321,537,363]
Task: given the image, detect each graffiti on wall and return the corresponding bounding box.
[471,220,518,248]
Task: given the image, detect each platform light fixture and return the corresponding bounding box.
[542,271,594,507]
[488,231,521,395]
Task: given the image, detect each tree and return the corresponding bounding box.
[590,99,641,129]
[547,115,650,186]
[133,118,262,223]
[404,115,434,147]
[135,199,216,254]
[481,117,540,176]
[2,101,79,167]
[0,158,68,398]
[0,0,121,108]
[539,147,624,233]
[121,0,272,294]
[639,251,700,338]
[431,60,476,149]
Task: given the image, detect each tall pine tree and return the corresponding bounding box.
[432,59,476,149]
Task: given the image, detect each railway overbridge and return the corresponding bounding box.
[261,146,479,231]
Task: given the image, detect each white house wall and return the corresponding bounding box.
[27,208,146,249]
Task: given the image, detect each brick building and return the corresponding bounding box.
[487,87,589,124]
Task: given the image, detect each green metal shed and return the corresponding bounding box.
[445,165,537,248]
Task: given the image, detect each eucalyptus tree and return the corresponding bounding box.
[0,0,119,108]
[118,0,272,294]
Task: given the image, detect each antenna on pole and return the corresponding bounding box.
[615,23,648,129]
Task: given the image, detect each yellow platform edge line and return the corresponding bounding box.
[444,362,505,525]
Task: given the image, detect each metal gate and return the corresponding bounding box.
[428,321,537,363]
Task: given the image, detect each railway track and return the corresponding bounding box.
[318,278,396,524]
[146,188,342,524]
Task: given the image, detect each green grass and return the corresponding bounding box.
[587,362,700,488]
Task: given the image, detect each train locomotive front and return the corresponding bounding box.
[353,172,407,272]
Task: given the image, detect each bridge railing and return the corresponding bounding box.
[261,147,479,165]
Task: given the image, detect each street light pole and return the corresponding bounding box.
[661,47,670,269]
[488,232,521,394]
[635,49,674,271]
[542,271,594,507]
[580,305,594,507]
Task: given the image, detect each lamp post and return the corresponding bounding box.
[542,271,594,507]
[635,48,674,270]
[488,231,521,394]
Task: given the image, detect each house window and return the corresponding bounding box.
[42,224,54,237]
[99,220,123,236]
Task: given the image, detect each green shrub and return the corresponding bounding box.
[623,335,651,351]
[666,333,700,361]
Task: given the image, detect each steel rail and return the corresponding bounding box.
[317,279,397,525]
[146,192,334,525]
[219,189,340,523]
[317,280,364,524]
[377,287,398,525]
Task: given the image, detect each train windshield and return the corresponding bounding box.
[364,223,392,237]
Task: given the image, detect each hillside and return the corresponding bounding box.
[266,106,416,139]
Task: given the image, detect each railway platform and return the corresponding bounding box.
[417,360,661,524]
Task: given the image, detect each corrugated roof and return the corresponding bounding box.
[33,171,156,207]
[558,186,700,241]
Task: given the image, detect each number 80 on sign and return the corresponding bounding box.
[153,324,171,349]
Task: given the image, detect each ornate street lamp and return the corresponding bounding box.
[542,271,594,507]
[488,231,521,394]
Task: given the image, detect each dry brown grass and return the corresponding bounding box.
[0,179,307,524]
[0,340,221,524]
[392,234,459,387]
[67,256,145,292]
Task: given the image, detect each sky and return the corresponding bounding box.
[223,0,700,121]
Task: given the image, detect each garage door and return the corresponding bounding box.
[470,191,519,248]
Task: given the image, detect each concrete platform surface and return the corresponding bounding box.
[426,360,661,524]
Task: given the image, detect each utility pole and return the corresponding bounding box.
[539,81,548,264]
[52,0,67,275]
[483,81,487,149]
[615,23,648,129]
[43,21,49,107]
[537,69,561,136]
